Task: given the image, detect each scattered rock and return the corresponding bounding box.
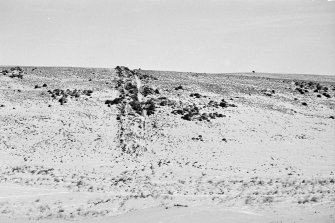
[138,73,158,80]
[294,81,331,97]
[261,89,275,96]
[157,97,175,107]
[295,88,305,94]
[192,135,203,141]
[1,69,9,75]
[129,99,156,116]
[82,90,93,96]
[5,67,24,79]
[171,109,184,115]
[48,89,94,104]
[142,86,159,97]
[10,66,23,72]
[124,82,138,95]
[181,105,200,121]
[172,104,225,121]
[133,69,158,81]
[219,99,236,108]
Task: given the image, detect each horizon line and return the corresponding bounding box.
[0,64,334,77]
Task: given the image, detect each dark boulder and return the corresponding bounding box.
[172,109,184,115]
[208,100,219,108]
[296,88,305,94]
[59,97,67,105]
[105,97,123,106]
[219,99,228,108]
[190,93,202,98]
[322,93,331,98]
[175,85,183,90]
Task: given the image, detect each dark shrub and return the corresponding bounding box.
[142,86,155,97]
[143,99,156,116]
[160,101,167,106]
[219,100,228,108]
[181,114,191,121]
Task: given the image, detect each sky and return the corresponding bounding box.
[0,0,334,75]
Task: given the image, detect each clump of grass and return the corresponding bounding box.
[298,195,318,204]
[310,196,318,202]
[263,196,274,203]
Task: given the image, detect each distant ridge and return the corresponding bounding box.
[1,65,334,82]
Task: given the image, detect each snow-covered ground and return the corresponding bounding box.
[0,66,334,222]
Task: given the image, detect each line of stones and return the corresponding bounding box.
[113,66,150,157]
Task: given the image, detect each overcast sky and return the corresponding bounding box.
[0,0,334,74]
